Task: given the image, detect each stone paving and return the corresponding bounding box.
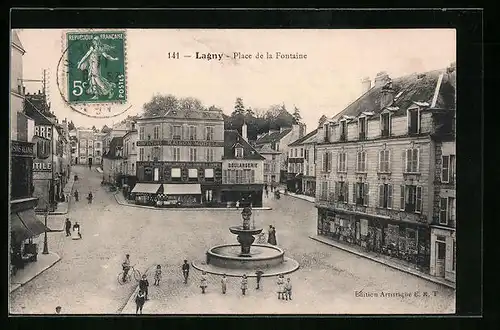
[9,165,456,314]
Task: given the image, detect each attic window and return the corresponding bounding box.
[235,147,244,158]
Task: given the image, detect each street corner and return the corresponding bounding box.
[10,252,61,293]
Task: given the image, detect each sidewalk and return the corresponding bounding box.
[309,235,456,289]
[9,252,61,293]
[114,192,273,211]
[118,265,156,314]
[278,190,315,203]
[37,173,76,216]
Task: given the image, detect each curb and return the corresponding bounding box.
[47,175,77,216]
[117,264,156,314]
[113,193,273,211]
[9,253,62,294]
[191,258,300,278]
[278,190,315,204]
[308,236,456,290]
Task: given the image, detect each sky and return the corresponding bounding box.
[16,29,455,133]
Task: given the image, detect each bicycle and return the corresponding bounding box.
[117,265,142,285]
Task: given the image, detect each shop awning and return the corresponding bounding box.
[163,184,201,195]
[11,213,32,242]
[131,183,161,194]
[17,209,50,236]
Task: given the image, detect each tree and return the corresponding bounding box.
[245,107,255,117]
[142,94,178,117]
[318,115,328,126]
[232,97,245,116]
[292,106,302,124]
[68,120,75,131]
[178,97,204,112]
[91,125,98,132]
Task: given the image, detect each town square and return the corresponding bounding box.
[10,27,456,315]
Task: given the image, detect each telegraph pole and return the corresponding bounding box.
[42,181,50,254]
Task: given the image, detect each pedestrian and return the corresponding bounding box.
[139,274,149,300]
[154,265,162,286]
[65,218,72,237]
[255,269,264,290]
[122,254,131,283]
[135,290,146,314]
[221,274,227,294]
[200,271,208,294]
[241,274,248,295]
[264,183,268,192]
[74,189,79,202]
[265,188,269,198]
[284,277,293,300]
[267,225,277,245]
[277,274,285,300]
[182,260,190,284]
[55,306,62,314]
[236,200,240,209]
[73,222,82,239]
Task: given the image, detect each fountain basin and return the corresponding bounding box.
[228,226,263,236]
[207,244,284,269]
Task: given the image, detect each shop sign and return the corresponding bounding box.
[137,140,224,147]
[33,162,52,171]
[34,125,53,140]
[227,162,259,168]
[11,140,34,156]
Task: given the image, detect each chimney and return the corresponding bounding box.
[374,71,390,88]
[361,77,371,94]
[380,79,395,109]
[242,122,248,141]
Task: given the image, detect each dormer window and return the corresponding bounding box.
[358,117,367,140]
[408,107,421,135]
[380,112,391,138]
[340,120,347,142]
[323,123,330,142]
[235,147,244,158]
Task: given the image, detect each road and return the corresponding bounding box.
[9,165,455,314]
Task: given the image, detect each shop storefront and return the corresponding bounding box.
[302,176,316,197]
[317,207,431,271]
[221,184,263,207]
[157,183,203,207]
[130,183,161,206]
[286,173,303,194]
[430,226,456,282]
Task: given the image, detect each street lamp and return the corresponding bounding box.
[42,208,49,254]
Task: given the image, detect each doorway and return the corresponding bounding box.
[88,157,93,166]
[435,239,446,277]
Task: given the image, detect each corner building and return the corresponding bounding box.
[133,109,224,206]
[315,67,455,278]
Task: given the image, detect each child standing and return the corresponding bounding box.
[221,274,227,294]
[200,271,208,294]
[241,274,248,295]
[277,274,285,300]
[284,277,293,301]
[154,265,162,286]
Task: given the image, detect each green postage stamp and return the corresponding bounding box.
[66,31,126,104]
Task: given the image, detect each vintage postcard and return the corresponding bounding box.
[9,27,456,315]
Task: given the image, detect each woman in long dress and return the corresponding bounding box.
[267,225,277,246]
[77,36,119,100]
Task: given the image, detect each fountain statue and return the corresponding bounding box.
[192,205,299,275]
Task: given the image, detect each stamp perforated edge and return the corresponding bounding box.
[57,28,131,118]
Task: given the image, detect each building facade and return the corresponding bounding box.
[132,109,225,207]
[75,128,105,165]
[287,128,318,196]
[221,129,265,207]
[257,145,281,186]
[102,137,124,185]
[315,68,456,279]
[254,124,306,183]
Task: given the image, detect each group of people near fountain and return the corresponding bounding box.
[198,270,292,299]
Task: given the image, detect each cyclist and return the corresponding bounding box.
[122,254,131,282]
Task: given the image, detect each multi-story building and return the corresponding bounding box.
[69,130,78,165]
[254,124,306,183]
[315,67,456,279]
[221,128,265,207]
[103,119,134,154]
[102,137,124,185]
[94,132,106,165]
[287,128,318,196]
[10,30,48,275]
[75,128,105,166]
[256,145,281,186]
[122,127,138,177]
[132,108,224,207]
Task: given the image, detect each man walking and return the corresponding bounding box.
[182,260,190,284]
[122,254,131,283]
[135,290,146,314]
[65,218,72,237]
[139,274,149,300]
[221,274,227,294]
[241,274,248,296]
[255,269,264,290]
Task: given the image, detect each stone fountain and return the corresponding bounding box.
[192,206,299,276]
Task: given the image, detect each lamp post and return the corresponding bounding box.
[42,208,49,254]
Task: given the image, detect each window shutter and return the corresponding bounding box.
[402,150,407,173]
[344,181,349,203]
[415,148,420,173]
[388,184,393,209]
[328,152,333,172]
[336,153,339,172]
[378,184,384,207]
[352,182,356,204]
[387,150,391,172]
[416,186,422,213]
[334,181,339,200]
[345,153,348,172]
[400,185,405,210]
[377,151,381,172]
[439,198,447,224]
[363,152,367,172]
[364,183,369,206]
[355,152,359,172]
